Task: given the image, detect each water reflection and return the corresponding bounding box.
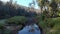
[18,24,41,34]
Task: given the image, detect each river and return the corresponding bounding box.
[18,24,41,34]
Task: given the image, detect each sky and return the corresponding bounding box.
[1,0,39,9]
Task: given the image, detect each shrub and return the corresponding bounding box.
[38,17,60,28]
[6,16,28,25]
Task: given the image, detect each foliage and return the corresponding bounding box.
[0,1,37,19]
[6,16,28,25]
[38,17,60,34]
[37,0,60,17]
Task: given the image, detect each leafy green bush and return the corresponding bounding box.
[46,17,60,34]
[47,17,60,28]
[38,17,60,28]
[6,16,28,25]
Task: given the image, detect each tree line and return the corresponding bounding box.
[0,1,37,19]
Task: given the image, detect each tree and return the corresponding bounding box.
[37,0,60,34]
[50,0,58,17]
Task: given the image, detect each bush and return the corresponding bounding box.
[38,17,60,28]
[46,17,60,34]
[48,17,60,28]
[6,16,28,25]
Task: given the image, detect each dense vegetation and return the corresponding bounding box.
[0,1,36,19]
[0,0,60,34]
[37,0,60,34]
[0,1,37,34]
[6,16,28,25]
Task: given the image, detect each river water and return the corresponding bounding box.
[18,24,41,34]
